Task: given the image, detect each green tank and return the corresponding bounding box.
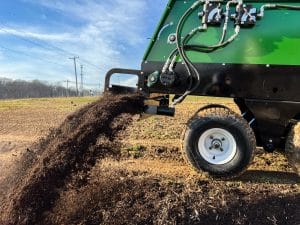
[145,0,300,66]
[105,0,300,178]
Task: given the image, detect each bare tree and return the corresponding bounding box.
[0,78,78,99]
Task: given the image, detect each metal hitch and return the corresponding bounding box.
[104,68,144,94]
[104,69,175,117]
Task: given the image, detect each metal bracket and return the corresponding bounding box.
[104,68,144,94]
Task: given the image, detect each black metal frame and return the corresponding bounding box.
[140,61,300,150]
[104,62,300,150]
[104,68,144,94]
[141,61,300,102]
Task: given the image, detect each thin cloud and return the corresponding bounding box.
[25,0,149,45]
[0,27,75,42]
[1,0,167,87]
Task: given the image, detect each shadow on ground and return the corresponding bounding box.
[237,170,300,184]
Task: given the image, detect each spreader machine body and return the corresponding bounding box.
[105,0,300,178]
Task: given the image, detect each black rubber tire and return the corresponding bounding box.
[182,107,256,178]
[285,123,300,176]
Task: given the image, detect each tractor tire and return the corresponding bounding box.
[285,123,300,176]
[182,107,256,178]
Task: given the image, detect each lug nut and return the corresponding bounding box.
[214,143,221,149]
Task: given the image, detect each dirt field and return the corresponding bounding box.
[0,95,299,225]
[0,97,96,185]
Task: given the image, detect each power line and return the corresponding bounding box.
[0,23,102,71]
[0,25,72,68]
[0,43,68,68]
[0,26,57,53]
[0,40,99,90]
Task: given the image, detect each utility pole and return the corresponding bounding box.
[64,80,70,97]
[117,75,120,84]
[69,56,79,96]
[80,65,83,96]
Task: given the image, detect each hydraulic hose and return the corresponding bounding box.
[171,1,206,106]
[165,1,300,106]
[259,4,300,17]
[172,0,241,106]
[175,1,202,80]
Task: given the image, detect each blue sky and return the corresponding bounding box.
[0,0,168,90]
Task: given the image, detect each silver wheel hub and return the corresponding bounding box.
[198,128,237,165]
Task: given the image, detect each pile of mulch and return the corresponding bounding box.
[46,164,300,225]
[0,94,144,225]
[0,93,299,225]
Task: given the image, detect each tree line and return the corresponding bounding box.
[0,78,78,99]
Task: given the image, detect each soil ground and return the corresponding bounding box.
[0,96,299,225]
[0,97,95,185]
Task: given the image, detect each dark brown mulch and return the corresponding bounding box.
[0,93,299,225]
[0,94,144,225]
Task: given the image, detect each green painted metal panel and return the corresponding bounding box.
[144,0,300,66]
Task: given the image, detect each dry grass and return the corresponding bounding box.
[0,97,97,141]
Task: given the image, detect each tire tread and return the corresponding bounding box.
[182,106,256,179]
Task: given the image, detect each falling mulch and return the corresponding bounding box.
[0,93,299,225]
[0,94,144,225]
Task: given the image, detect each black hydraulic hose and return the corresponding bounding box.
[171,1,300,106]
[169,3,231,71]
[171,1,233,105]
[172,1,207,105]
[172,29,204,105]
[170,3,202,105]
[175,6,195,80]
[172,24,236,105]
[184,45,215,53]
[173,53,201,105]
[184,37,236,52]
[171,0,243,105]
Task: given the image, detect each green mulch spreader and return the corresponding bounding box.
[105,0,300,178]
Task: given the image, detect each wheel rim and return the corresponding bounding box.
[198,128,237,165]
